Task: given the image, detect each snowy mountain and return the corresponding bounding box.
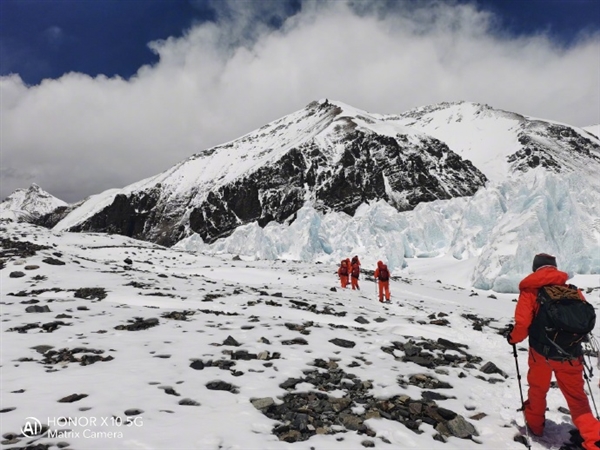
[51,100,491,245]
[1,220,599,450]
[0,184,67,222]
[20,99,600,292]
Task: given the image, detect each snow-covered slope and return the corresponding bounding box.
[583,124,600,139]
[0,184,67,222]
[2,222,599,450]
[388,102,600,183]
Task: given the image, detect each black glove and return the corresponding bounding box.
[503,324,514,344]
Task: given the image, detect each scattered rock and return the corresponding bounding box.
[162,310,195,320]
[206,381,238,393]
[74,287,107,300]
[282,337,309,345]
[178,398,200,406]
[42,347,114,366]
[251,397,275,410]
[190,360,205,370]
[42,257,66,265]
[329,338,356,348]
[25,305,51,313]
[222,335,241,346]
[58,393,88,403]
[115,317,159,331]
[480,361,508,378]
[260,358,477,443]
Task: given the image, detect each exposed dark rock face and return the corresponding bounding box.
[509,122,600,173]
[33,205,74,229]
[185,129,486,243]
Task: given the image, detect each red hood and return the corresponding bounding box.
[518,266,569,291]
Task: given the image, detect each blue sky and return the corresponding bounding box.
[2,0,598,86]
[1,0,599,203]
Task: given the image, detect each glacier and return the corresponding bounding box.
[175,169,600,293]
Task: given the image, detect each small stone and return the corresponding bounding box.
[178,398,200,406]
[223,335,241,347]
[190,360,205,370]
[25,305,51,313]
[329,338,356,348]
[43,257,66,265]
[251,397,274,410]
[58,393,88,403]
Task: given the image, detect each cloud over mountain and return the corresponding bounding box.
[1,1,598,203]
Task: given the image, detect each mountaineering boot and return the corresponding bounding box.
[523,400,545,436]
[526,422,544,437]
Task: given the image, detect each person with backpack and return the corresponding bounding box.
[337,260,350,288]
[350,260,360,290]
[506,253,600,449]
[374,260,391,303]
[351,255,361,269]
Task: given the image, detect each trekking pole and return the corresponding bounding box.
[512,344,532,449]
[585,335,600,420]
[582,356,600,419]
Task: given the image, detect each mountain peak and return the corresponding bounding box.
[0,184,67,221]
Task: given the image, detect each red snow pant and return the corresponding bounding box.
[378,280,390,302]
[351,276,359,290]
[339,275,349,288]
[525,348,600,449]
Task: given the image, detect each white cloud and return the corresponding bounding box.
[1,0,598,203]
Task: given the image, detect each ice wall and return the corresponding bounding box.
[175,170,600,293]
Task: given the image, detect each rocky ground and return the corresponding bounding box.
[1,222,598,450]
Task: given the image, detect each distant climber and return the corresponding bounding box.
[374,261,391,303]
[338,260,350,288]
[351,260,360,290]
